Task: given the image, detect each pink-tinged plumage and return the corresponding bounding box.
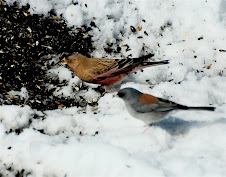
[66,53,169,85]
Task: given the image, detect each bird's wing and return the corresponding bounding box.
[110,53,155,73]
[93,58,144,80]
[131,98,179,113]
[88,53,155,81]
[95,53,167,80]
[131,102,160,113]
[85,58,119,75]
[154,98,179,112]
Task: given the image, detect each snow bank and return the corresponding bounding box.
[1,0,226,176]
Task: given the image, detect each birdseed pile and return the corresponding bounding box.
[0,2,98,112]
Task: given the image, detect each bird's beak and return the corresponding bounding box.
[61,57,67,65]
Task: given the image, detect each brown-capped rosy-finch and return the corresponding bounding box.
[117,87,215,124]
[65,53,169,85]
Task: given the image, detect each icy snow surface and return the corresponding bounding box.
[1,0,226,176]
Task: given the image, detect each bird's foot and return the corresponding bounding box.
[142,125,151,133]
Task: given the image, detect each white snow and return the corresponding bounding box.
[8,87,29,100]
[1,0,226,176]
[0,105,34,129]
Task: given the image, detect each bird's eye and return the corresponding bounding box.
[117,92,125,98]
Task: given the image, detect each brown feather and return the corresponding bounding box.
[67,53,118,82]
[84,58,117,75]
[139,94,159,104]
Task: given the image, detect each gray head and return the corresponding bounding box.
[117,87,143,103]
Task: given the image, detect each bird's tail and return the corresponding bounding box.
[143,60,169,67]
[129,53,155,61]
[178,105,215,111]
[128,53,169,67]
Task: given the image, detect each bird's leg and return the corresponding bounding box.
[142,124,153,133]
[104,85,111,92]
[104,82,121,93]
